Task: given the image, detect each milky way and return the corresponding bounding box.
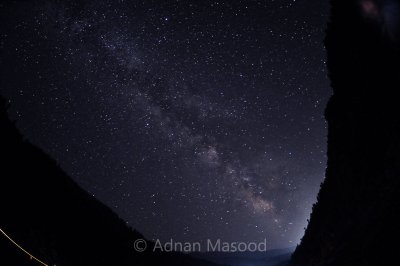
[0,0,330,248]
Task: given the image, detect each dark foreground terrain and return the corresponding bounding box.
[0,96,216,265]
[192,248,294,266]
[290,0,400,265]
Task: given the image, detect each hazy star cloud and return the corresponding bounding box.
[1,0,330,248]
[197,146,220,167]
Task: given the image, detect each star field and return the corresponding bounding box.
[0,0,330,249]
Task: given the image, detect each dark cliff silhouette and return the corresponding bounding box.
[0,97,215,266]
[291,0,400,265]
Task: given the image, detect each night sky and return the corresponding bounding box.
[0,0,330,249]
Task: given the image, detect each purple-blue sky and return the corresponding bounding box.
[0,0,330,249]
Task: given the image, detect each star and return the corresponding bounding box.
[0,0,330,249]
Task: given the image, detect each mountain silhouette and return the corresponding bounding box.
[290,1,400,265]
[0,96,216,266]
